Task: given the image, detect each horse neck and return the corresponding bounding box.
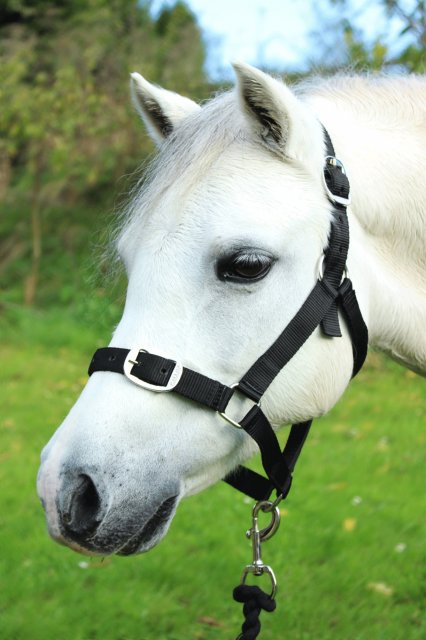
[306,78,426,374]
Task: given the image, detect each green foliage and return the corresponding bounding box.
[0,0,206,200]
[0,0,208,305]
[317,0,425,72]
[154,1,206,92]
[340,20,389,70]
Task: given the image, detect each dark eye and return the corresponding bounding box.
[217,250,274,283]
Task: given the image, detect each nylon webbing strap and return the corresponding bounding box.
[338,278,368,377]
[321,212,349,337]
[224,420,312,501]
[240,406,292,495]
[321,128,351,337]
[226,279,367,499]
[89,348,234,413]
[237,278,339,403]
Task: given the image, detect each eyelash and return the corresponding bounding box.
[216,250,274,283]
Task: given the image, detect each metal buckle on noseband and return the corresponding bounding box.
[123,348,183,392]
[218,383,261,429]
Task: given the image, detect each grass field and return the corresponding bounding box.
[1,306,425,640]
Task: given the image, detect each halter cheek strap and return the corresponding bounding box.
[88,128,368,504]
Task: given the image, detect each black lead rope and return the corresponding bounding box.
[87,127,368,640]
[233,584,276,640]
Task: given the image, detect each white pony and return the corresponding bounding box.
[38,63,426,557]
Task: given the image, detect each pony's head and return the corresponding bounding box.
[38,64,358,556]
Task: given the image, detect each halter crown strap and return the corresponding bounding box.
[87,126,368,503]
[321,127,351,338]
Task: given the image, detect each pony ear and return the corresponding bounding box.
[130,72,200,145]
[232,62,323,169]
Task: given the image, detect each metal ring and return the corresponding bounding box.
[241,564,277,599]
[324,155,347,174]
[217,383,261,430]
[261,493,284,512]
[323,156,351,207]
[252,501,281,541]
[317,254,348,283]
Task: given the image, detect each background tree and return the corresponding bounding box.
[0,0,207,305]
[311,0,425,72]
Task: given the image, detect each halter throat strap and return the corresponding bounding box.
[87,127,368,503]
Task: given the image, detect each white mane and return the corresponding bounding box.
[302,74,426,261]
[299,74,426,125]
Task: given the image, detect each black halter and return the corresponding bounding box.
[88,129,368,505]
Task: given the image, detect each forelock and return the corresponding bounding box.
[115,91,249,251]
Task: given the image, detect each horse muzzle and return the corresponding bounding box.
[37,461,180,556]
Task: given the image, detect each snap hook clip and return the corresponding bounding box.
[240,500,281,599]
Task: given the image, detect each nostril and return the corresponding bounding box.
[62,474,103,538]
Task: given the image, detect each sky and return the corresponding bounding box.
[150,0,407,80]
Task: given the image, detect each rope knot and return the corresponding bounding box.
[233,584,276,640]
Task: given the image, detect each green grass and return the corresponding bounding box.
[1,307,425,640]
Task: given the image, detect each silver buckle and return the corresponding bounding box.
[323,156,351,207]
[218,383,261,429]
[123,348,183,392]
